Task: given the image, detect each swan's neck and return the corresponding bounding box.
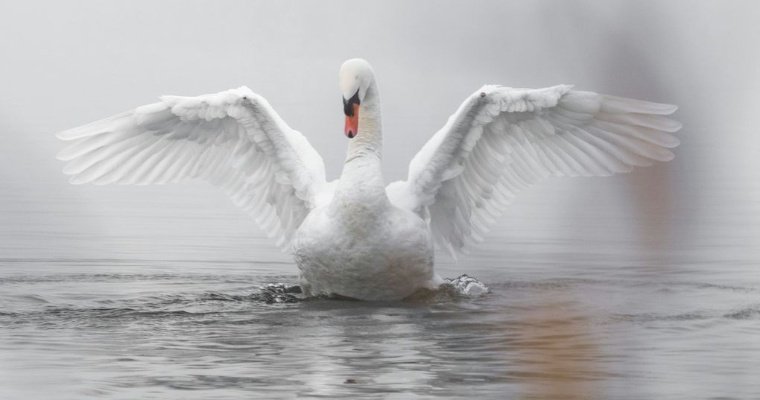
[346,82,382,161]
[336,81,387,203]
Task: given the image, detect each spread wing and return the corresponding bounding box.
[57,87,327,249]
[386,85,681,256]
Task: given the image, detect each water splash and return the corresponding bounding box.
[443,274,490,297]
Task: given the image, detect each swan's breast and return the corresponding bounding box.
[292,205,434,300]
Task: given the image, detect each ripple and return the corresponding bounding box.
[723,305,760,320]
[609,311,713,323]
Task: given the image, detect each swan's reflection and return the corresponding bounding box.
[290,302,436,397]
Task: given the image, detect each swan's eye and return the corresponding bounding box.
[343,89,361,117]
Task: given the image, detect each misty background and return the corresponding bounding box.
[2,1,760,399]
[0,0,758,268]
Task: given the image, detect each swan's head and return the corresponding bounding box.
[339,58,374,139]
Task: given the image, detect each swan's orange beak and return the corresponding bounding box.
[343,90,361,139]
[345,104,359,139]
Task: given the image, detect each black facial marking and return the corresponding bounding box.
[343,89,361,116]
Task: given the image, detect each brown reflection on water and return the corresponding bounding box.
[514,294,604,400]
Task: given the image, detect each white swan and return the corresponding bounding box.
[57,58,681,301]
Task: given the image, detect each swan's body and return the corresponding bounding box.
[57,59,681,301]
[294,190,436,300]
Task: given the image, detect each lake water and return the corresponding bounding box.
[1,171,759,399]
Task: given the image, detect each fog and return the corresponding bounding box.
[0,0,758,260]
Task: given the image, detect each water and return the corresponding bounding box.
[1,177,760,399]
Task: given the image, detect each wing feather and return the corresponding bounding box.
[388,85,681,256]
[57,87,327,250]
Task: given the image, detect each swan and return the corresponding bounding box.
[57,58,681,301]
